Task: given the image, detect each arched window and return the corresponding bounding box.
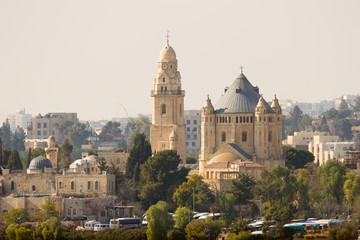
[95,181,99,190]
[11,181,15,190]
[161,86,163,92]
[88,181,91,190]
[163,77,165,82]
[165,87,167,92]
[71,181,75,190]
[59,182,62,189]
[222,132,226,142]
[242,132,247,142]
[161,104,166,114]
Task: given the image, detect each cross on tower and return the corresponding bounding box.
[240,66,244,73]
[166,30,170,45]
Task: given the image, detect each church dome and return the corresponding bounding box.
[28,156,53,170]
[209,152,239,163]
[159,43,177,62]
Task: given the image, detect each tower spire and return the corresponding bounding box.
[166,30,170,45]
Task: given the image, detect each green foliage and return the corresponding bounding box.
[173,174,215,211]
[58,139,73,168]
[10,126,26,151]
[6,150,23,170]
[328,222,358,240]
[317,159,348,204]
[31,148,46,159]
[168,228,186,240]
[186,156,197,164]
[5,223,19,240]
[227,231,253,240]
[34,201,57,221]
[351,95,360,113]
[174,207,193,230]
[283,145,314,169]
[343,172,360,206]
[230,218,250,234]
[228,173,256,205]
[118,228,147,240]
[2,208,30,225]
[139,150,189,209]
[26,148,32,168]
[125,133,152,183]
[296,169,311,211]
[0,119,12,149]
[146,201,172,240]
[100,121,122,135]
[125,116,151,148]
[93,228,124,240]
[34,217,63,240]
[1,148,11,168]
[185,219,206,240]
[255,166,296,208]
[264,205,293,234]
[15,226,32,240]
[220,193,236,227]
[56,121,90,148]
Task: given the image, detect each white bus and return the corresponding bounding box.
[109,218,142,230]
[94,223,110,231]
[84,220,101,231]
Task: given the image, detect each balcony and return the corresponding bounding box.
[151,90,185,96]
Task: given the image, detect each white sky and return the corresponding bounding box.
[0,0,359,122]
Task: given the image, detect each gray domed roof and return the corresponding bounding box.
[214,73,274,113]
[29,156,53,170]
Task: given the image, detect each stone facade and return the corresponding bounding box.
[150,40,186,163]
[198,72,285,192]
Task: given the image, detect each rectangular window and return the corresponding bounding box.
[88,181,91,190]
[37,131,41,136]
[186,120,190,124]
[95,181,99,190]
[37,123,41,128]
[186,142,189,147]
[193,135,197,140]
[229,117,231,123]
[59,182,62,189]
[193,120,197,124]
[193,127,197,132]
[187,135,190,139]
[43,123,47,128]
[192,142,195,147]
[187,127,190,132]
[32,185,35,191]
[43,130,47,136]
[71,181,75,190]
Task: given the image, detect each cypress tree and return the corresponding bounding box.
[6,150,23,170]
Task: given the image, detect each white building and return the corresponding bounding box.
[310,140,354,165]
[184,110,201,157]
[6,109,32,132]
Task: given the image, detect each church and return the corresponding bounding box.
[150,37,285,191]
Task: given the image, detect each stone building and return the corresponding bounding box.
[150,39,186,163]
[199,71,285,191]
[26,113,78,145]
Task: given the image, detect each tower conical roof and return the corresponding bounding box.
[214,73,274,113]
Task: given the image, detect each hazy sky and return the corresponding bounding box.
[1,0,359,122]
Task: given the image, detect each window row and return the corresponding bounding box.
[221,132,247,142]
[186,120,198,124]
[58,180,100,191]
[217,116,253,124]
[37,123,48,128]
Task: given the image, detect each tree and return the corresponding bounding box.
[343,172,360,206]
[10,126,25,151]
[186,156,197,164]
[320,115,329,132]
[317,159,348,204]
[185,218,223,240]
[56,121,90,148]
[34,201,57,221]
[228,173,256,206]
[351,95,360,113]
[124,116,151,147]
[255,166,296,208]
[2,208,30,225]
[146,201,172,240]
[139,150,189,209]
[296,169,310,211]
[220,193,236,227]
[174,207,193,230]
[328,222,358,240]
[0,138,3,168]
[298,114,313,131]
[173,175,215,211]
[6,150,23,170]
[31,148,45,159]
[100,121,122,135]
[290,105,303,133]
[58,139,73,168]
[125,133,152,183]
[338,98,352,119]
[283,145,314,169]
[0,119,12,149]
[34,217,63,240]
[227,231,253,240]
[264,205,293,235]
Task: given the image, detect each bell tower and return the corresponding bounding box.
[150,35,186,163]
